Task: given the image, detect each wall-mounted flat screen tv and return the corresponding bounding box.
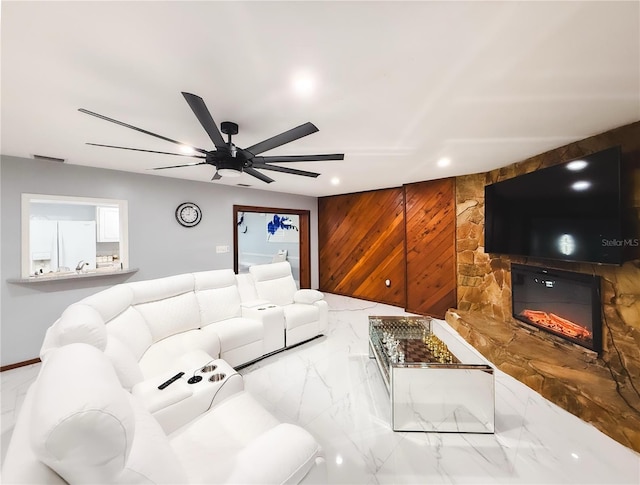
[484,146,623,265]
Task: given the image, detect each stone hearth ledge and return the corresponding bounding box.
[445,309,640,453]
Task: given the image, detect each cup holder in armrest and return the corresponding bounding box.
[201,364,218,373]
[209,373,226,382]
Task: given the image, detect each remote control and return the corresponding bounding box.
[158,372,185,390]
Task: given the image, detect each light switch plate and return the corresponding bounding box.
[215,245,230,254]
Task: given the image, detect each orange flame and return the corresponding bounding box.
[520,309,592,340]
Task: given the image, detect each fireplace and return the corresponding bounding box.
[511,263,602,353]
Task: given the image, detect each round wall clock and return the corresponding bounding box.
[175,202,202,227]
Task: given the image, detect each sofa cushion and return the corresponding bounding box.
[193,269,236,291]
[54,303,108,351]
[1,387,67,484]
[79,284,134,322]
[30,343,187,484]
[236,272,259,302]
[138,329,220,378]
[127,273,195,304]
[197,285,242,323]
[106,306,154,362]
[170,391,281,483]
[104,336,145,390]
[134,291,201,343]
[227,423,323,484]
[249,261,298,306]
[30,344,136,483]
[283,304,320,330]
[194,270,243,324]
[202,317,263,353]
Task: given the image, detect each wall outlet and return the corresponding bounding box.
[215,245,230,254]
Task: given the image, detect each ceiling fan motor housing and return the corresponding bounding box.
[221,121,238,136]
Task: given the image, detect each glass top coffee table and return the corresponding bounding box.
[369,315,495,433]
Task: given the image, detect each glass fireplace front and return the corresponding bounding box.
[511,263,602,353]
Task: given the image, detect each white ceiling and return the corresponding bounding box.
[2,1,639,197]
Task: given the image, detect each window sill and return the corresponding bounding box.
[7,268,138,284]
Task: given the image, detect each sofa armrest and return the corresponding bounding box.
[132,360,244,434]
[241,304,285,354]
[132,374,193,413]
[294,289,324,304]
[226,423,325,485]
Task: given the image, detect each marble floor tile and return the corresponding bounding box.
[242,293,640,484]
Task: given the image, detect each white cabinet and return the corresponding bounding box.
[97,206,120,242]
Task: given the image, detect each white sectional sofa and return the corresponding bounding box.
[40,262,328,387]
[2,343,326,484]
[2,262,329,484]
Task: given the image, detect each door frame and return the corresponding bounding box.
[233,205,311,288]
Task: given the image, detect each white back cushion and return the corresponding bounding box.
[135,292,201,342]
[80,284,134,322]
[249,262,298,306]
[127,274,201,342]
[104,336,145,390]
[127,273,195,304]
[194,269,242,324]
[107,306,154,361]
[236,272,259,303]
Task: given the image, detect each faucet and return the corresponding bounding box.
[75,260,89,272]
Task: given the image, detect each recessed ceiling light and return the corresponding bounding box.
[567,160,588,171]
[180,145,196,155]
[330,177,340,185]
[292,71,316,97]
[437,157,450,167]
[572,180,591,191]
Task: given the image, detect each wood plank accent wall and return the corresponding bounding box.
[318,188,406,306]
[405,178,457,317]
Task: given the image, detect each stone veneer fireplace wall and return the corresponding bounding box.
[449,121,640,452]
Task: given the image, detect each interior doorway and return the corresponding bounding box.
[233,205,311,288]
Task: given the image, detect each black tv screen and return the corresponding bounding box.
[484,146,622,265]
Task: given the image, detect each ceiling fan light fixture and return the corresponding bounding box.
[217,167,242,178]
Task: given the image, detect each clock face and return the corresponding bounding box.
[175,202,202,227]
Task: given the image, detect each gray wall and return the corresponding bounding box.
[1,155,319,366]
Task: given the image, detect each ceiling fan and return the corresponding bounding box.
[79,92,344,183]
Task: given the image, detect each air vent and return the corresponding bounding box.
[236,183,252,187]
[33,154,65,163]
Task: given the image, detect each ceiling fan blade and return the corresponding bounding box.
[149,162,209,170]
[212,171,222,181]
[252,162,320,178]
[78,108,208,155]
[243,166,274,183]
[86,143,206,158]
[253,153,344,163]
[182,92,226,149]
[245,122,318,156]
